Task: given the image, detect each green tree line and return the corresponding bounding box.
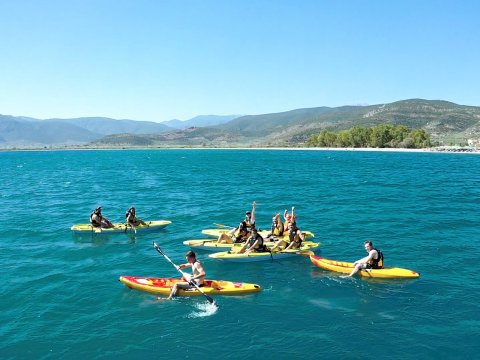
[306,124,431,148]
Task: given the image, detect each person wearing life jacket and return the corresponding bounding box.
[265,213,284,241]
[167,250,206,300]
[90,206,114,229]
[216,221,249,244]
[348,240,384,277]
[238,227,267,254]
[244,201,256,230]
[270,221,304,252]
[125,207,147,227]
[283,206,296,233]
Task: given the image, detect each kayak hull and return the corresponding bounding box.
[119,276,262,296]
[310,255,420,279]
[201,228,314,239]
[183,239,319,253]
[208,243,319,262]
[71,220,171,234]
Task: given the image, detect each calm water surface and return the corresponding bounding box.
[1,149,479,359]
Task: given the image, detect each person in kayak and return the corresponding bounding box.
[270,221,305,252]
[348,240,384,276]
[265,213,284,241]
[167,250,206,300]
[238,227,267,254]
[90,207,114,229]
[283,206,296,233]
[216,221,249,244]
[244,201,256,230]
[125,207,147,227]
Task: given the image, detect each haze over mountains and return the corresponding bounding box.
[1,99,480,148]
[0,114,238,147]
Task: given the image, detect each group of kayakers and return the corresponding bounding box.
[215,201,306,255]
[89,202,384,300]
[90,206,147,229]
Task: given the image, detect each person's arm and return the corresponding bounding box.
[353,251,374,265]
[283,209,288,221]
[247,239,260,252]
[291,207,295,220]
[251,201,256,225]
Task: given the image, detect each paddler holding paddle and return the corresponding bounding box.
[348,240,384,277]
[167,251,206,300]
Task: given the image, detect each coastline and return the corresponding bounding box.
[1,145,479,154]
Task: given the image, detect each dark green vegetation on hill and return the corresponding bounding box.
[306,124,431,149]
[2,99,480,148]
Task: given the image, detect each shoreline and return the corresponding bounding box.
[1,145,479,154]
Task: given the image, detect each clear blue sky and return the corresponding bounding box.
[0,0,479,122]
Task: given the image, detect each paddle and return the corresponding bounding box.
[152,242,217,306]
[214,223,235,229]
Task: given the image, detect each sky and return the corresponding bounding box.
[0,0,479,122]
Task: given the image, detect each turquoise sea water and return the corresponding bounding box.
[1,149,479,359]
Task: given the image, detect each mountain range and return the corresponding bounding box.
[0,115,238,147]
[1,99,480,148]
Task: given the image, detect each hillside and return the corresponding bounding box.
[161,115,241,129]
[0,115,173,146]
[91,99,480,147]
[3,99,480,148]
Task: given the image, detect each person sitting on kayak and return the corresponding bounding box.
[270,222,305,252]
[265,213,284,241]
[167,251,206,300]
[90,207,114,229]
[216,221,249,244]
[125,207,147,227]
[244,201,256,231]
[348,240,384,277]
[283,206,296,233]
[238,227,268,254]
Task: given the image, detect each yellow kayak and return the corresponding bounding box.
[201,228,314,239]
[310,255,420,279]
[119,276,262,296]
[71,220,171,234]
[208,242,319,262]
[183,239,319,252]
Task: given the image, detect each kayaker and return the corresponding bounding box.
[238,227,267,254]
[283,206,296,233]
[244,201,256,230]
[125,207,147,227]
[270,222,304,252]
[167,251,206,300]
[216,221,249,244]
[90,207,114,229]
[348,240,384,277]
[265,213,284,240]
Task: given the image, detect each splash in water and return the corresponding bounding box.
[187,301,218,318]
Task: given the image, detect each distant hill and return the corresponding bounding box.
[91,99,480,147]
[0,115,100,146]
[59,117,172,135]
[3,99,480,148]
[0,115,173,147]
[161,115,241,129]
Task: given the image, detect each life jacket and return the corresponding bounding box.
[368,248,384,269]
[125,208,135,220]
[245,215,255,230]
[90,212,102,227]
[288,229,302,248]
[248,234,267,252]
[271,222,283,236]
[233,229,249,243]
